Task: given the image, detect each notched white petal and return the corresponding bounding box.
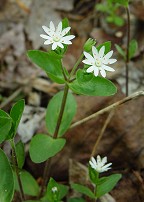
[103,65,115,72]
[99,46,105,58]
[42,26,50,35]
[61,27,71,36]
[40,34,51,40]
[104,50,113,60]
[86,66,94,73]
[50,21,55,32]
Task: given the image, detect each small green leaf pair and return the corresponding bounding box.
[115,39,138,61]
[71,173,121,199]
[0,99,25,143]
[41,178,68,202]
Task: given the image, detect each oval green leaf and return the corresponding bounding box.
[0,117,12,144]
[9,99,25,138]
[27,50,65,84]
[0,149,14,202]
[29,134,66,163]
[14,170,39,196]
[46,91,77,137]
[71,183,95,199]
[69,69,117,96]
[15,141,25,169]
[96,174,122,198]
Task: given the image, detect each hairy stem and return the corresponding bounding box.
[10,139,25,201]
[125,6,130,96]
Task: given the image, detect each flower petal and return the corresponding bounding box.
[82,59,93,65]
[44,40,53,45]
[99,46,105,58]
[94,67,99,77]
[97,155,101,164]
[42,26,50,34]
[40,34,51,40]
[92,46,99,59]
[50,21,55,32]
[108,58,117,64]
[57,42,64,48]
[86,66,94,73]
[102,163,112,170]
[104,50,113,60]
[84,51,95,62]
[56,21,62,33]
[61,27,71,36]
[102,157,107,165]
[62,35,75,42]
[52,42,57,50]
[102,65,115,72]
[100,69,106,77]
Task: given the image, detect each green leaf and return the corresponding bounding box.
[69,69,117,96]
[0,117,12,144]
[97,41,111,54]
[96,174,122,198]
[14,170,39,196]
[25,201,41,202]
[27,50,65,84]
[29,134,66,163]
[112,0,129,7]
[115,44,126,59]
[114,16,125,26]
[46,91,77,137]
[15,141,25,169]
[68,198,86,202]
[43,178,69,202]
[0,148,14,202]
[9,99,25,138]
[88,165,99,185]
[0,109,10,118]
[71,183,95,199]
[129,39,138,60]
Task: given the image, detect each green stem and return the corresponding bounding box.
[69,53,84,79]
[39,84,69,198]
[53,84,69,138]
[125,6,130,96]
[39,54,83,198]
[10,139,25,201]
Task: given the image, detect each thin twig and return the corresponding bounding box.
[0,88,23,109]
[0,70,41,109]
[125,6,130,96]
[70,90,144,129]
[91,110,114,158]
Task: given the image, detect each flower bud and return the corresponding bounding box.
[83,38,96,52]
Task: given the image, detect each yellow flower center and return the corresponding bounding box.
[95,59,101,67]
[53,35,60,42]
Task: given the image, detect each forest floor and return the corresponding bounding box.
[0,0,144,201]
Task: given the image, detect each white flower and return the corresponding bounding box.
[89,155,112,173]
[82,46,117,78]
[40,21,75,50]
[51,186,58,193]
